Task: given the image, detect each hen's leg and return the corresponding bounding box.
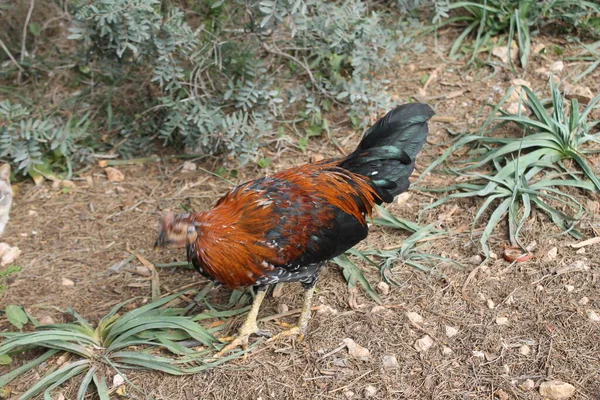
[216,287,266,357]
[268,270,320,343]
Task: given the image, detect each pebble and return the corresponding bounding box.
[496,317,509,325]
[539,380,575,399]
[381,355,398,369]
[520,379,535,391]
[376,281,390,296]
[414,335,433,352]
[445,325,458,338]
[547,247,558,260]
[61,278,75,287]
[588,310,600,322]
[364,385,377,398]
[519,344,531,356]
[406,311,424,324]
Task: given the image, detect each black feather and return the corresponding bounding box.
[339,103,433,203]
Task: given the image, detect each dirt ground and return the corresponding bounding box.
[1,34,600,399]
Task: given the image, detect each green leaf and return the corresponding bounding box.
[0,354,12,365]
[5,305,28,330]
[332,254,381,304]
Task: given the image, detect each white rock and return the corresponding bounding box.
[549,61,564,72]
[520,379,535,391]
[506,102,528,115]
[588,310,600,322]
[318,305,338,315]
[445,325,458,338]
[381,355,398,369]
[364,385,378,398]
[533,43,546,53]
[496,316,509,325]
[565,285,575,293]
[181,161,197,172]
[343,391,354,398]
[442,346,453,355]
[376,281,390,296]
[342,338,370,359]
[39,316,55,325]
[112,374,125,388]
[414,335,433,352]
[105,167,124,182]
[472,350,485,358]
[396,192,411,206]
[487,299,495,309]
[277,304,289,314]
[576,247,585,254]
[578,297,589,305]
[61,278,75,287]
[519,344,531,356]
[536,285,544,292]
[539,380,576,399]
[406,311,424,324]
[547,247,558,260]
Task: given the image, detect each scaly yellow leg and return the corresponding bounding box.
[216,289,266,357]
[268,285,315,343]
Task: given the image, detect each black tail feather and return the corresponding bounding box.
[339,103,434,203]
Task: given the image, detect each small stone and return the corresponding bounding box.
[181,161,197,172]
[506,102,528,115]
[549,60,564,72]
[520,379,535,391]
[39,316,55,325]
[277,304,289,314]
[28,209,38,217]
[396,192,411,206]
[61,278,75,287]
[487,299,495,309]
[414,335,433,352]
[588,310,600,322]
[519,344,531,356]
[370,305,388,315]
[381,355,398,369]
[565,285,575,293]
[501,365,510,374]
[376,281,390,296]
[472,350,485,358]
[576,248,585,254]
[406,311,423,324]
[112,374,125,388]
[536,285,544,292]
[496,317,509,325]
[578,297,589,305]
[547,247,558,260]
[342,338,370,359]
[442,346,453,355]
[343,391,354,399]
[363,385,377,398]
[470,254,483,264]
[318,305,338,315]
[539,380,576,399]
[492,41,518,64]
[60,180,76,189]
[445,325,458,338]
[490,251,498,260]
[495,389,509,400]
[105,167,124,182]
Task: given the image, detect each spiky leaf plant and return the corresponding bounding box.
[419,78,600,257]
[333,205,461,300]
[0,293,251,399]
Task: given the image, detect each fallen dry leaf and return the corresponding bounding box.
[342,338,371,359]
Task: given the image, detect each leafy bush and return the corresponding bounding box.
[58,0,416,170]
[420,79,600,257]
[0,100,92,177]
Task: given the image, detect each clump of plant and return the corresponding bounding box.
[61,0,416,169]
[420,78,600,257]
[432,0,600,67]
[0,101,92,177]
[333,205,461,302]
[0,293,251,399]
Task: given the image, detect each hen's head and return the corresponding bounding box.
[154,212,197,249]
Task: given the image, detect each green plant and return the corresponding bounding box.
[432,0,600,67]
[333,205,461,301]
[420,78,600,257]
[0,293,252,399]
[0,101,92,177]
[0,265,21,296]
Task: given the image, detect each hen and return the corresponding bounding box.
[155,103,434,356]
